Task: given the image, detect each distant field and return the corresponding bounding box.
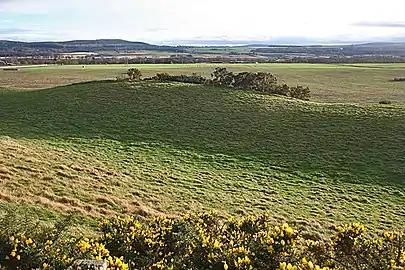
[0,79,404,234]
[1,63,405,103]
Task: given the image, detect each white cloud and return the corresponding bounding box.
[1,0,405,42]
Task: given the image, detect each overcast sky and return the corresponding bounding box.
[1,0,405,44]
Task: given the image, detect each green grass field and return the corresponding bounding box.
[0,64,404,234]
[1,63,405,103]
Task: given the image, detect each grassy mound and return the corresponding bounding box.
[0,81,404,233]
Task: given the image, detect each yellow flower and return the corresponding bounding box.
[43,263,49,269]
[279,262,287,270]
[25,238,33,245]
[10,251,16,257]
[213,239,221,249]
[16,255,21,261]
[285,227,294,237]
[78,239,91,253]
[223,261,229,270]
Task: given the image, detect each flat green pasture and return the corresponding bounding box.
[1,63,405,103]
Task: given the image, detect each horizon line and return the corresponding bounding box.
[1,38,404,47]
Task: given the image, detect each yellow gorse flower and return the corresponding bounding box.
[2,212,404,269]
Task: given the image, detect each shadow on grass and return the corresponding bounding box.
[0,80,404,187]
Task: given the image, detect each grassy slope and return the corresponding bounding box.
[1,63,405,104]
[0,80,404,234]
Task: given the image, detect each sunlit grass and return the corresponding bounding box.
[1,63,405,104]
[0,80,404,233]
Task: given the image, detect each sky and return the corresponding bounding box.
[1,0,405,44]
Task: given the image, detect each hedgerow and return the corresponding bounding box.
[1,211,404,269]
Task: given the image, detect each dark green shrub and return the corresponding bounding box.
[250,72,278,93]
[126,68,142,81]
[274,84,291,96]
[150,73,208,84]
[288,85,311,100]
[233,72,278,93]
[210,68,310,100]
[147,67,311,100]
[211,67,234,86]
[153,72,171,81]
[233,72,256,89]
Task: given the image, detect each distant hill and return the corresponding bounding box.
[1,39,405,59]
[250,42,405,57]
[0,39,185,57]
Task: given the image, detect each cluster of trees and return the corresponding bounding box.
[129,67,310,100]
[210,67,310,100]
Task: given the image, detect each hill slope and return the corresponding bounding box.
[0,39,184,56]
[0,81,404,233]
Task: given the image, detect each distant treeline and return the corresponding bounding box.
[0,39,185,57]
[3,55,405,66]
[252,46,405,56]
[3,39,405,63]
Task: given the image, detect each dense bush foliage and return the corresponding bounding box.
[1,211,404,269]
[151,72,209,84]
[210,67,310,100]
[0,212,128,270]
[144,67,310,100]
[126,68,142,81]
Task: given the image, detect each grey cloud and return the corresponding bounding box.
[146,28,168,32]
[0,28,33,34]
[352,21,405,28]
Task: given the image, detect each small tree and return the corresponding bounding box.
[127,68,142,81]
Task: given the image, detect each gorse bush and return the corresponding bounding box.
[151,72,209,84]
[0,212,128,270]
[211,67,310,100]
[211,67,235,86]
[126,68,142,81]
[145,67,311,100]
[1,211,404,269]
